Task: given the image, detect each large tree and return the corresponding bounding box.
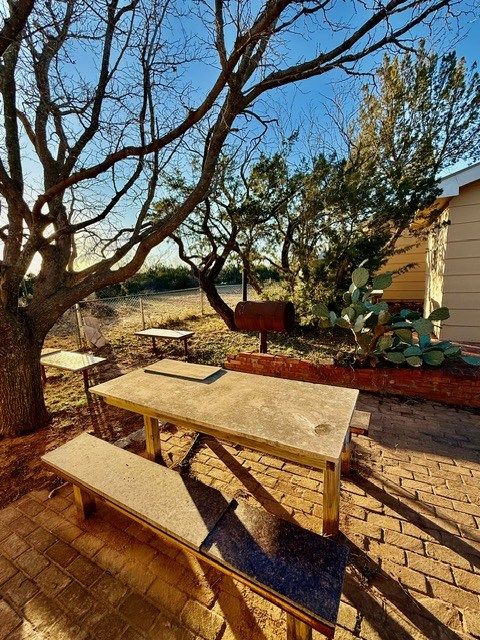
[348,43,480,249]
[164,148,302,329]
[0,0,464,436]
[278,45,480,303]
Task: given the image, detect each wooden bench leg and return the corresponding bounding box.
[183,337,188,360]
[82,370,90,397]
[41,365,47,385]
[286,614,312,640]
[73,485,96,519]
[323,460,340,539]
[341,430,351,475]
[144,415,161,461]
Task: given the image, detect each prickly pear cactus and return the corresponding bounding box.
[312,265,480,368]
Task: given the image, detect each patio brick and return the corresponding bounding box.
[36,564,71,597]
[93,611,128,640]
[89,571,128,607]
[0,600,21,639]
[180,599,225,639]
[22,592,63,633]
[0,558,17,587]
[15,548,50,578]
[118,592,161,634]
[45,540,79,567]
[0,534,29,560]
[67,555,104,587]
[25,527,56,553]
[464,607,480,637]
[56,580,97,618]
[2,572,38,608]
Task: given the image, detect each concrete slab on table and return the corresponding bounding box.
[145,358,221,381]
[40,350,106,372]
[90,360,358,465]
[134,329,194,340]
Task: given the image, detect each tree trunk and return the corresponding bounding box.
[201,278,237,330]
[0,313,49,437]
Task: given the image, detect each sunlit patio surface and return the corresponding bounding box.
[0,393,479,640]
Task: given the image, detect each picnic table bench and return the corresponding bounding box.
[42,433,348,639]
[40,349,107,396]
[134,328,194,357]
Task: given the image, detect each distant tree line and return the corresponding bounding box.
[21,263,279,301]
[95,263,279,298]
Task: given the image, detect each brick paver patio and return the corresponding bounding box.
[0,392,479,639]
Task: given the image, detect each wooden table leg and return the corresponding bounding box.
[286,614,312,640]
[183,337,188,359]
[40,365,47,385]
[151,336,157,352]
[341,429,351,475]
[144,415,161,461]
[82,370,90,396]
[323,459,340,538]
[73,485,96,519]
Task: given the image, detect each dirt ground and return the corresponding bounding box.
[0,314,352,509]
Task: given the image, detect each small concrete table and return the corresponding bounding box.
[90,359,358,538]
[134,328,194,358]
[40,349,107,396]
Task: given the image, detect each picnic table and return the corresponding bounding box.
[40,349,107,396]
[134,328,194,357]
[90,359,358,537]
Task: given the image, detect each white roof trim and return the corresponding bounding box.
[439,161,480,197]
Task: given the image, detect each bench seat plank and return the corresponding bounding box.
[41,433,232,551]
[201,500,348,632]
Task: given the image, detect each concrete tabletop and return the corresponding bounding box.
[134,329,194,339]
[40,350,106,372]
[90,359,358,465]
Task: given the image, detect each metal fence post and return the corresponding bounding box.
[242,268,248,301]
[140,297,146,329]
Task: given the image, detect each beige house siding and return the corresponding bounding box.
[381,234,427,302]
[435,179,480,342]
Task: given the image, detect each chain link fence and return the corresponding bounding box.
[48,285,257,349]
